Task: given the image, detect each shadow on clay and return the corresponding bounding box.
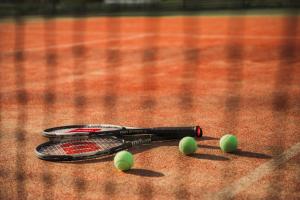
[52,141,178,164]
[125,168,164,177]
[197,145,272,159]
[198,144,220,150]
[199,136,219,141]
[56,139,225,164]
[231,149,272,159]
[130,140,179,154]
[60,155,114,164]
[190,153,229,161]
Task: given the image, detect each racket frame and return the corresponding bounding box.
[36,124,202,161]
[35,134,152,161]
[42,124,203,140]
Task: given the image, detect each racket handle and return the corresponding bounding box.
[151,126,202,140]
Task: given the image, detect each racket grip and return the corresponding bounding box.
[151,126,202,140]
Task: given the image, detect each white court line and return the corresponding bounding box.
[154,33,300,40]
[0,48,185,93]
[170,33,300,40]
[1,32,298,55]
[2,27,299,40]
[0,33,154,55]
[2,30,299,40]
[207,142,300,200]
[0,29,135,36]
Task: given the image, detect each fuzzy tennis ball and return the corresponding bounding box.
[179,136,197,155]
[219,134,238,153]
[114,150,133,171]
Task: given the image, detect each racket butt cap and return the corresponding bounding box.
[196,126,203,137]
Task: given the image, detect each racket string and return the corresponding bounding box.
[41,142,64,155]
[44,124,123,136]
[41,137,123,155]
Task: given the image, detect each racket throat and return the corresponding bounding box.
[128,135,152,147]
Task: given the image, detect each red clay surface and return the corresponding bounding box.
[0,15,300,200]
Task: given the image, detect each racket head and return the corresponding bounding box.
[35,136,126,161]
[42,124,127,138]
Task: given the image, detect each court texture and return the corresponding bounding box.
[0,4,299,200]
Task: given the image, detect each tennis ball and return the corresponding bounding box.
[179,136,197,155]
[219,134,238,153]
[114,150,133,171]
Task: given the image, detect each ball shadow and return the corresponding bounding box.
[190,153,229,161]
[198,144,220,150]
[197,145,272,159]
[125,168,164,177]
[231,149,272,159]
[199,136,219,141]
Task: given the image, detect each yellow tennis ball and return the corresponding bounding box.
[219,134,238,153]
[179,136,197,155]
[114,150,134,171]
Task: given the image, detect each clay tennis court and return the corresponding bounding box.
[0,12,300,199]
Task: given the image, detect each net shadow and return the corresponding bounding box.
[137,6,161,200]
[0,12,3,200]
[102,6,123,200]
[41,3,59,200]
[221,10,246,198]
[223,16,245,133]
[141,32,158,111]
[1,1,299,200]
[103,11,122,122]
[72,4,87,124]
[13,3,28,199]
[173,15,201,200]
[267,9,299,199]
[71,3,88,199]
[179,17,200,117]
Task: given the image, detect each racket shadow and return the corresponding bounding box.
[62,155,114,164]
[125,168,164,177]
[121,137,219,155]
[130,140,179,154]
[58,138,215,164]
[59,141,179,164]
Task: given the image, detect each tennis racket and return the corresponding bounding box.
[42,124,203,141]
[35,125,202,161]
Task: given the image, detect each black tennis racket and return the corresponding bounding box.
[42,124,203,140]
[35,125,202,161]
